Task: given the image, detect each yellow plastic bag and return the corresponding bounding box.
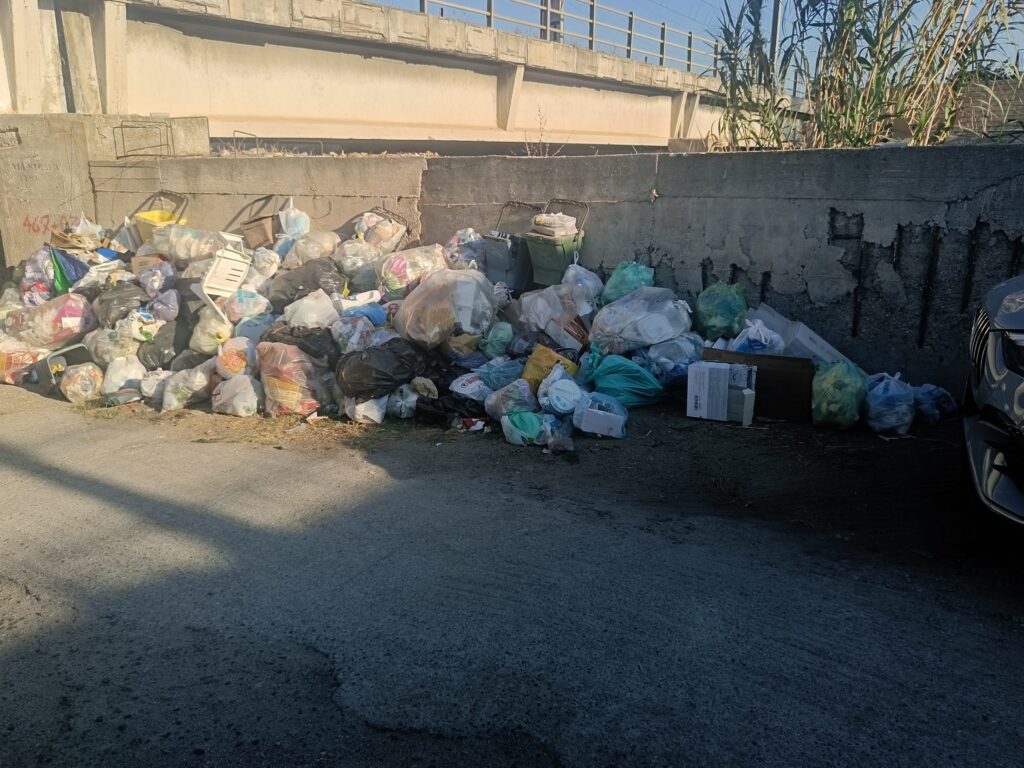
[522,345,578,392]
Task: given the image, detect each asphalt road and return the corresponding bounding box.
[2,386,1023,767]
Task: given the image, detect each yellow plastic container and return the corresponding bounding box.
[132,210,186,243]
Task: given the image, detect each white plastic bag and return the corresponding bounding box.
[344,395,388,424]
[386,384,418,419]
[212,375,263,417]
[117,309,164,343]
[216,336,255,378]
[140,369,173,405]
[589,287,692,355]
[450,373,494,402]
[101,355,147,395]
[728,319,785,356]
[162,358,217,412]
[284,289,341,329]
[189,306,234,354]
[561,258,604,316]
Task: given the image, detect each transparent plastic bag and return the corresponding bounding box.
[387,384,419,419]
[379,245,448,301]
[516,285,588,352]
[139,261,176,298]
[101,355,147,395]
[865,373,915,437]
[140,369,173,405]
[532,212,577,237]
[589,287,692,355]
[252,247,281,279]
[811,361,868,429]
[561,259,604,316]
[696,282,748,341]
[367,329,400,348]
[212,374,263,417]
[355,211,406,254]
[282,231,342,271]
[216,336,255,378]
[19,248,55,306]
[600,261,653,306]
[728,319,785,355]
[283,289,341,329]
[631,333,704,384]
[189,306,234,354]
[223,290,272,324]
[149,289,180,322]
[162,358,217,412]
[59,362,104,404]
[0,332,46,385]
[443,228,486,268]
[84,326,140,369]
[539,414,576,454]
[257,342,322,417]
[5,293,96,350]
[484,378,539,420]
[150,225,230,269]
[393,269,496,349]
[331,317,374,354]
[333,239,387,293]
[117,309,164,343]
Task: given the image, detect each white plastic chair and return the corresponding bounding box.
[191,246,252,322]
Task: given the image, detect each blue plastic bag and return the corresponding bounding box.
[865,373,915,436]
[599,262,654,306]
[343,302,387,326]
[474,356,526,391]
[578,350,664,408]
[695,282,747,341]
[913,383,958,425]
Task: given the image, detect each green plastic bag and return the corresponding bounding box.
[600,262,654,306]
[695,282,747,341]
[812,361,868,428]
[501,411,544,446]
[480,322,513,359]
[578,350,664,408]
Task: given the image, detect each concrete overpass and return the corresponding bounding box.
[0,0,723,151]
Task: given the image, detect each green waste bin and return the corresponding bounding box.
[524,199,589,286]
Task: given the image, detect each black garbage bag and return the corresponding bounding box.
[169,349,213,372]
[261,320,340,369]
[335,338,428,400]
[267,258,345,313]
[137,321,184,370]
[415,394,487,425]
[93,283,150,328]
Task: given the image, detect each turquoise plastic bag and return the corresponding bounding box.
[578,350,664,408]
[600,262,654,306]
[480,322,513,359]
[812,361,868,428]
[501,411,544,446]
[695,282,747,341]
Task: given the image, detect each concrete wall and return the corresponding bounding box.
[0,0,719,148]
[79,146,1024,388]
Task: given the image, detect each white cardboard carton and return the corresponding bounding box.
[687,362,731,421]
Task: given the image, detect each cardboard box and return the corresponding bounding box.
[704,349,814,423]
[239,215,279,250]
[727,363,757,391]
[747,303,851,367]
[130,254,163,276]
[686,361,731,421]
[578,405,627,437]
[727,388,756,427]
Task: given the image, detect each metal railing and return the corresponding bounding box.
[411,0,721,77]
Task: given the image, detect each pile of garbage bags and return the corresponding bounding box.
[0,204,956,449]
